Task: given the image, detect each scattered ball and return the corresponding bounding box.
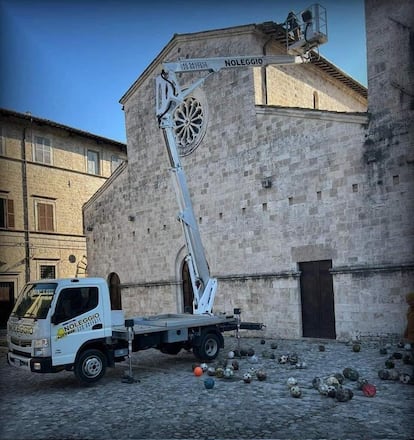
[193,366,203,377]
[290,385,301,398]
[204,378,215,389]
[362,383,376,397]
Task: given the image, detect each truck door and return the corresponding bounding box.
[50,286,105,366]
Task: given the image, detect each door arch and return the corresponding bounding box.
[181,259,194,314]
[107,272,122,310]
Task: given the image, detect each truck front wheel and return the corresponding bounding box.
[74,349,107,384]
[194,333,221,361]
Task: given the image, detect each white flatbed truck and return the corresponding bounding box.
[7,5,327,384]
[7,277,244,384]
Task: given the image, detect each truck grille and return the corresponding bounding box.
[11,348,31,358]
[11,337,32,348]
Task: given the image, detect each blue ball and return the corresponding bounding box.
[204,378,215,389]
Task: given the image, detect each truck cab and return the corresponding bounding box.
[7,278,116,383]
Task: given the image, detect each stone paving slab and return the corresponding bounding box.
[1,335,413,440]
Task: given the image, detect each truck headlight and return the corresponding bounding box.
[34,338,50,356]
[34,338,49,348]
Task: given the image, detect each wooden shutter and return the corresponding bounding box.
[38,203,54,231]
[7,199,14,228]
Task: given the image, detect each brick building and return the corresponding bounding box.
[0,108,127,327]
[84,0,413,340]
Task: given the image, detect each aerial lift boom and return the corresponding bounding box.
[155,56,302,316]
[155,5,327,315]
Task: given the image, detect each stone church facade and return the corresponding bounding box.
[84,0,413,341]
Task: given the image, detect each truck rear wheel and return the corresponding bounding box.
[194,333,220,361]
[74,349,107,384]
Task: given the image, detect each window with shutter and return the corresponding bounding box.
[37,202,54,231]
[0,198,14,229]
[7,199,14,228]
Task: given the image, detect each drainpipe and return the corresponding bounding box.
[21,125,30,282]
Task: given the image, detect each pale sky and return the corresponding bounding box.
[0,0,367,143]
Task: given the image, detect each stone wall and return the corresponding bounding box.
[84,2,413,340]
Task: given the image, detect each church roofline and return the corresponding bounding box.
[119,21,367,105]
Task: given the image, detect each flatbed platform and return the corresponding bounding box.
[112,313,235,339]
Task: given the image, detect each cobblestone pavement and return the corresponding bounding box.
[1,334,413,440]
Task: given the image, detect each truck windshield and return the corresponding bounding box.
[12,283,57,319]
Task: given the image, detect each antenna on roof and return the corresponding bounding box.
[285,4,328,58]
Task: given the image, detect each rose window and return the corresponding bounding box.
[173,94,207,156]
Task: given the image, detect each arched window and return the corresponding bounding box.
[108,272,122,310]
[313,91,319,109]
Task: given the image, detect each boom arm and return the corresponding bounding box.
[156,54,302,314]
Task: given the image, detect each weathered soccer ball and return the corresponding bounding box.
[286,377,298,388]
[327,385,337,398]
[278,355,288,364]
[207,367,216,376]
[227,351,235,359]
[312,377,322,389]
[336,387,353,402]
[289,353,299,364]
[388,369,400,381]
[318,383,329,396]
[403,354,414,365]
[356,378,369,390]
[352,343,361,352]
[326,376,340,387]
[343,367,359,381]
[348,369,359,381]
[362,383,376,397]
[200,363,208,372]
[290,385,301,398]
[204,378,215,389]
[243,372,252,383]
[385,359,395,369]
[224,367,234,379]
[256,369,267,381]
[247,348,255,357]
[334,373,345,384]
[378,369,390,380]
[399,373,412,384]
[248,367,257,376]
[295,361,307,369]
[215,367,224,378]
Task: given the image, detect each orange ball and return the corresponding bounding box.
[193,366,203,376]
